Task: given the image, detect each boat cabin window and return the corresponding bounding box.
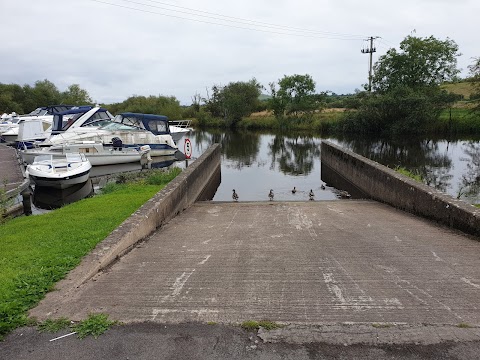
[82,111,113,126]
[60,113,84,130]
[147,120,169,133]
[117,116,145,130]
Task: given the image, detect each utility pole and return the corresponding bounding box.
[361,36,379,92]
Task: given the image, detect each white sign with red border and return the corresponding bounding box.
[184,138,192,159]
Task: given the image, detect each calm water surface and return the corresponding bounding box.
[176,130,480,204]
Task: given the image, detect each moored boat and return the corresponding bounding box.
[43,113,178,157]
[26,153,92,189]
[20,141,151,166]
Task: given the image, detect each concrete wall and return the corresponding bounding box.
[64,144,221,287]
[321,141,480,237]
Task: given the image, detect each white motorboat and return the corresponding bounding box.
[26,153,92,189]
[1,105,75,144]
[43,113,178,157]
[20,142,151,166]
[169,120,193,143]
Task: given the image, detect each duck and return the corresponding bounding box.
[309,189,315,201]
[268,189,274,201]
[292,187,297,194]
[321,184,326,190]
[232,189,239,202]
[338,190,351,199]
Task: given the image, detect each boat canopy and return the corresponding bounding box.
[26,105,76,117]
[114,113,171,135]
[51,106,112,134]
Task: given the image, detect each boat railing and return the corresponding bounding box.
[169,119,192,129]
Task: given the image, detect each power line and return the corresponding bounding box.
[90,0,368,40]
[133,0,367,39]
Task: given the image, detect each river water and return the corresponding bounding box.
[176,130,480,204]
[28,130,480,211]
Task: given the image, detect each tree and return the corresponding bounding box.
[61,84,93,105]
[105,95,183,119]
[269,74,319,120]
[30,79,62,108]
[372,35,460,93]
[204,79,262,126]
[468,57,480,112]
[343,35,462,134]
[0,84,25,113]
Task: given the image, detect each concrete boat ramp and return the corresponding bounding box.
[29,143,480,348]
[33,200,480,327]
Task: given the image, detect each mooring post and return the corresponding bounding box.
[21,187,32,216]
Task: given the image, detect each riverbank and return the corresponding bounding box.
[191,107,480,134]
[0,168,181,339]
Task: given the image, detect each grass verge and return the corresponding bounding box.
[0,168,181,340]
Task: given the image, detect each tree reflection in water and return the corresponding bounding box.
[193,129,261,169]
[337,136,453,193]
[188,129,480,203]
[268,134,320,176]
[458,141,480,202]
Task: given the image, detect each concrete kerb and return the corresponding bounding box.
[50,144,220,290]
[321,141,480,237]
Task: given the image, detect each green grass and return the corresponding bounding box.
[372,323,393,328]
[37,318,71,333]
[73,313,117,339]
[0,168,180,340]
[236,111,344,132]
[456,322,473,329]
[37,314,117,339]
[441,82,476,99]
[394,166,423,182]
[240,320,283,331]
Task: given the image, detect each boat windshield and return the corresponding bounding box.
[33,154,53,163]
[99,122,140,131]
[27,108,48,116]
[66,153,84,162]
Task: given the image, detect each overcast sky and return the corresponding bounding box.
[1,0,478,105]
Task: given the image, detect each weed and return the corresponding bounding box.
[72,313,117,339]
[38,318,71,333]
[207,321,217,325]
[258,320,282,330]
[241,320,282,331]
[372,323,393,328]
[0,179,14,224]
[457,322,472,328]
[241,320,259,331]
[394,166,423,182]
[100,182,126,194]
[144,168,181,186]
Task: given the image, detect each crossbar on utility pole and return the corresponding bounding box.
[361,36,379,92]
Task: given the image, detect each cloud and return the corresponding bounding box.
[1,0,478,105]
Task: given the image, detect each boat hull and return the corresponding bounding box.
[22,150,143,166]
[26,154,92,189]
[29,170,91,189]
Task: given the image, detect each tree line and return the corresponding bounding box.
[0,80,93,115]
[2,33,479,135]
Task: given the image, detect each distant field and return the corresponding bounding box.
[441,81,476,99]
